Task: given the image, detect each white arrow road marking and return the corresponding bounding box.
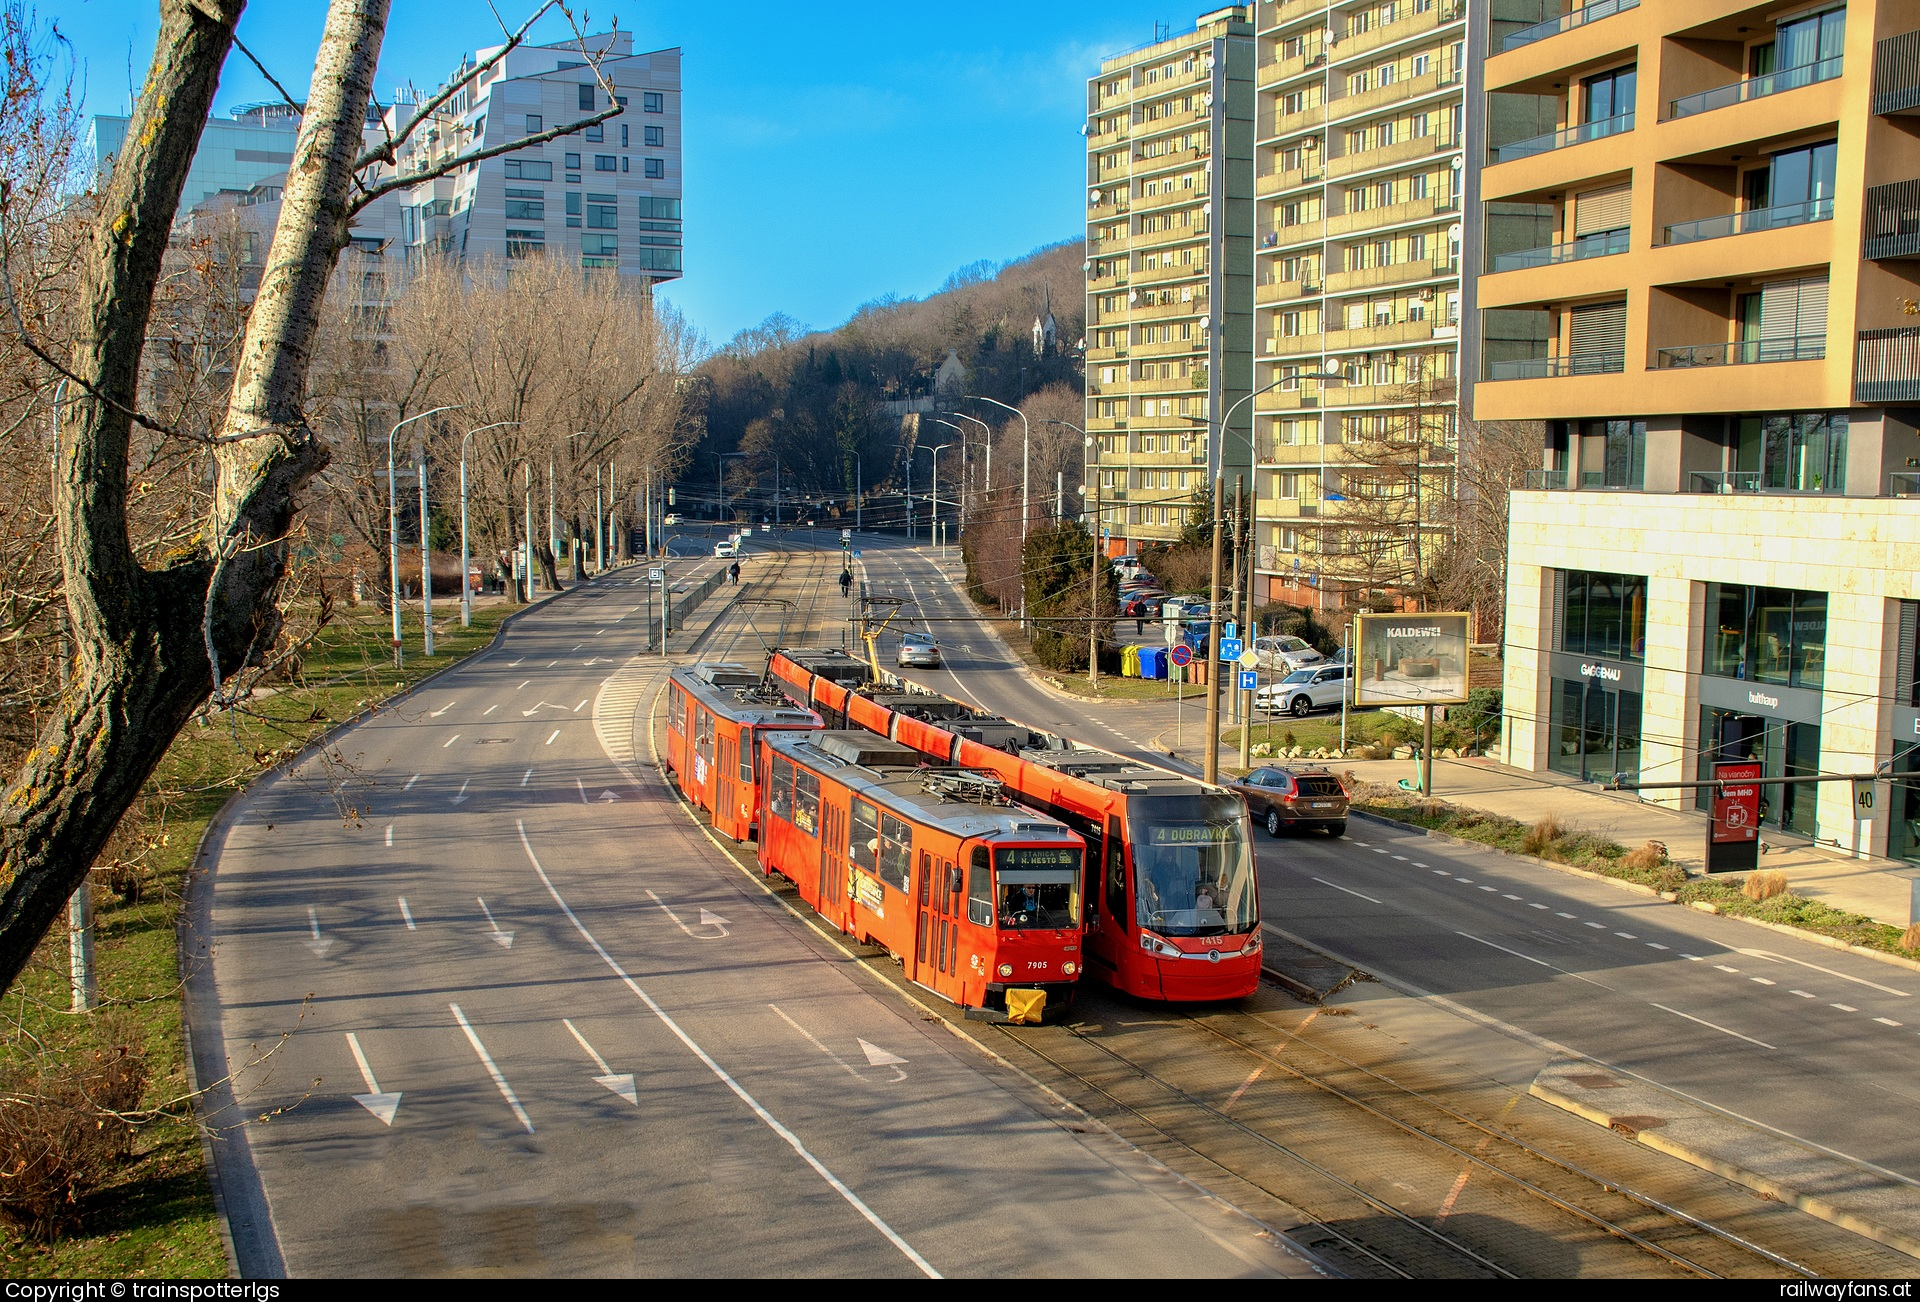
[384,824,393,847]
[509,658,524,667]
[398,898,416,931]
[858,1039,909,1081]
[305,906,334,958]
[476,897,515,948]
[442,734,460,748]
[403,773,420,791]
[516,820,938,1277]
[644,889,728,939]
[345,1033,400,1125]
[430,700,456,717]
[452,778,471,804]
[769,1004,864,1080]
[449,1003,534,1133]
[546,730,561,745]
[584,658,607,667]
[562,1018,638,1105]
[522,701,551,717]
[599,790,621,803]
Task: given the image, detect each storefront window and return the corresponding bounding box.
[1550,680,1642,782]
[1697,707,1818,835]
[1579,419,1645,488]
[1559,569,1646,661]
[1704,583,1825,688]
[1889,743,1920,867]
[1732,412,1847,493]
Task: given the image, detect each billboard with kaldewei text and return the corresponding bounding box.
[1353,612,1471,707]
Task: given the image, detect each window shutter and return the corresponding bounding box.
[1760,276,1827,356]
[1552,570,1567,649]
[1573,183,1631,235]
[1900,601,1919,708]
[1569,301,1627,363]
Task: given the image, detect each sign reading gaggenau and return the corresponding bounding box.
[1354,611,1472,707]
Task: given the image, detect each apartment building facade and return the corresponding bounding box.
[1084,9,1257,550]
[1478,0,1920,863]
[379,30,683,283]
[1251,0,1468,609]
[92,103,307,212]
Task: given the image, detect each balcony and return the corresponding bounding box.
[1491,113,1631,164]
[1500,0,1637,54]
[1666,55,1843,120]
[1857,328,1920,402]
[1864,180,1920,259]
[1662,197,1832,246]
[1873,30,1920,115]
[1689,471,1764,494]
[1523,468,1569,489]
[1256,167,1322,198]
[1488,351,1624,380]
[1491,228,1628,272]
[1324,257,1456,295]
[1655,336,1825,369]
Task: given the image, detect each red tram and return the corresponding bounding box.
[757,729,1085,1020]
[664,662,822,841]
[767,649,1261,1002]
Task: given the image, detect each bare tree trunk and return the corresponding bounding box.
[0,0,393,994]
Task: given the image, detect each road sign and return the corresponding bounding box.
[1224,622,1237,641]
[1237,650,1259,669]
[1219,637,1242,662]
[1169,644,1193,667]
[1238,670,1258,692]
[648,568,664,584]
[1164,620,1179,645]
[1854,778,1877,813]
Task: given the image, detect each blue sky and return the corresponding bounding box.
[50,2,1187,347]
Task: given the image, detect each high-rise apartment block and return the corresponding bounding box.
[1477,0,1920,862]
[1085,9,1256,547]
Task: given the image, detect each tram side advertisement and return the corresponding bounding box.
[1353,612,1471,707]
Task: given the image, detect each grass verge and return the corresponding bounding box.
[0,598,517,1276]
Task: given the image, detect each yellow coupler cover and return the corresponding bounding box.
[1005,988,1047,1025]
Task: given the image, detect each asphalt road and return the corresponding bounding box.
[194,544,1310,1278]
[857,537,1920,1186]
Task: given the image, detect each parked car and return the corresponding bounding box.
[1255,664,1350,717]
[1254,634,1325,672]
[1230,765,1349,837]
[896,631,942,669]
[1121,591,1167,618]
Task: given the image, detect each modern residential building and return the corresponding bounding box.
[1479,0,1920,863]
[1084,8,1257,550]
[1249,0,1468,611]
[91,102,307,212]
[377,30,682,283]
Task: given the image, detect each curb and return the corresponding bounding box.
[1348,807,1920,976]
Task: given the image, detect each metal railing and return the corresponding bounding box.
[1655,336,1826,368]
[1690,471,1763,494]
[1492,112,1632,164]
[1874,30,1920,115]
[1864,179,1920,258]
[1491,228,1629,272]
[1663,197,1833,245]
[1488,351,1625,380]
[1857,328,1920,402]
[1501,0,1638,53]
[1667,55,1843,119]
[1523,468,1569,489]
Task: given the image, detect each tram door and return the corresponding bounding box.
[1087,814,1126,976]
[819,800,848,932]
[716,734,737,831]
[914,848,964,999]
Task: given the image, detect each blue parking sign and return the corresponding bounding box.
[1239,670,1258,692]
[1219,636,1242,661]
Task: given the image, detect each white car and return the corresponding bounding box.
[1254,634,1325,672]
[1256,664,1351,717]
[713,538,738,558]
[663,513,681,526]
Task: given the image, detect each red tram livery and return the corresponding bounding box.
[664,662,821,841]
[767,649,1261,1002]
[757,729,1085,1021]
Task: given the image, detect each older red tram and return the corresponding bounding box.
[757,729,1085,1021]
[767,650,1261,1002]
[664,662,821,842]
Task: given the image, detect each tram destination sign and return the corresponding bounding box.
[1353,612,1471,707]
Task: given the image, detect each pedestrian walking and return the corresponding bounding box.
[839,568,853,598]
[729,561,741,585]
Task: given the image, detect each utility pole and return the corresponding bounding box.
[1203,474,1226,785]
[1228,477,1242,728]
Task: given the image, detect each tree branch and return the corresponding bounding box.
[229,34,303,117]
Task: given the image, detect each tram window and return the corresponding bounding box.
[793,768,820,836]
[879,812,913,892]
[920,852,933,905]
[995,849,1083,930]
[738,728,754,781]
[850,799,880,872]
[1105,815,1126,920]
[767,754,795,824]
[668,686,683,733]
[967,848,994,926]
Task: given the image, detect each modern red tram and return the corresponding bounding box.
[757,729,1085,1021]
[766,650,1261,1001]
[663,662,822,842]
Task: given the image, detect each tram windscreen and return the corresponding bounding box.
[1127,796,1257,936]
[994,846,1082,929]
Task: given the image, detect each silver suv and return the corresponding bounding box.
[1255,664,1350,717]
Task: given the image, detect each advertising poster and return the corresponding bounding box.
[1353,612,1471,707]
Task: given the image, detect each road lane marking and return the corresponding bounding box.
[1223,1064,1265,1111]
[483,704,499,716]
[1432,869,1451,876]
[477,897,514,948]
[1875,1017,1903,1027]
[430,700,456,717]
[1681,953,1703,961]
[546,730,560,745]
[1457,931,1613,988]
[522,768,533,786]
[769,1004,866,1080]
[1529,902,1549,909]
[1833,1003,1859,1012]
[517,680,531,690]
[573,699,588,712]
[403,773,420,791]
[1411,862,1428,868]
[1503,894,1522,900]
[1614,932,1637,939]
[1650,1003,1776,1050]
[645,888,730,938]
[1733,948,1910,998]
[442,734,460,748]
[305,906,334,958]
[517,821,938,1276]
[1555,912,1575,919]
[1647,943,1669,950]
[510,658,524,667]
[1584,921,1606,929]
[1455,877,1473,883]
[452,778,470,804]
[548,660,558,668]
[1715,964,1740,973]
[1790,989,1815,998]
[562,1018,638,1104]
[1478,885,1498,892]
[1371,848,1390,855]
[572,643,585,651]
[384,824,393,847]
[345,1033,400,1125]
[1391,854,1408,862]
[1311,876,1382,904]
[398,898,416,931]
[1751,977,1775,986]
[577,779,590,805]
[449,1003,534,1133]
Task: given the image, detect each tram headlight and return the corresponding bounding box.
[997,963,1013,977]
[1062,961,1077,976]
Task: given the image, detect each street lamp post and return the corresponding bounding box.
[1045,418,1098,688]
[946,410,992,525]
[918,442,951,556]
[927,419,969,529]
[595,464,604,575]
[459,422,519,627]
[419,451,434,656]
[968,394,1030,540]
[387,405,461,667]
